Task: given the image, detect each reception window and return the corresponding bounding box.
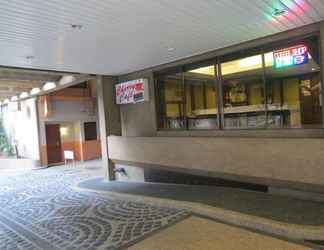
[156,71,185,129]
[156,35,322,131]
[221,54,265,129]
[185,64,218,130]
[264,39,322,128]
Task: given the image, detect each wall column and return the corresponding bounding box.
[96,75,121,180]
[320,22,324,127]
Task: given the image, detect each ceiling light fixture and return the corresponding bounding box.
[59,75,76,85]
[30,87,41,95]
[167,47,175,52]
[43,81,56,91]
[272,8,288,17]
[10,96,18,102]
[26,55,35,60]
[4,99,10,104]
[20,92,29,99]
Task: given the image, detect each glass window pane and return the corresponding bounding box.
[221,54,266,129]
[265,40,322,128]
[157,72,185,129]
[184,65,218,130]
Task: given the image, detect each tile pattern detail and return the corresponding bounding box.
[0,167,188,249]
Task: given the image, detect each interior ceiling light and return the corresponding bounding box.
[272,8,288,17]
[26,55,35,60]
[43,81,56,91]
[167,47,175,52]
[10,96,18,102]
[59,75,76,85]
[19,92,29,99]
[4,99,10,104]
[30,87,41,95]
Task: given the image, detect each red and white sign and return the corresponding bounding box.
[115,78,149,104]
[273,44,308,68]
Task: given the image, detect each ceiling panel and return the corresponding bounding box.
[0,0,323,75]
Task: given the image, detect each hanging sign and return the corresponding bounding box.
[273,44,308,69]
[115,78,149,104]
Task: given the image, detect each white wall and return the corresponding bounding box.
[1,98,40,160]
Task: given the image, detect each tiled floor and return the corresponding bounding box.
[0,162,188,250]
[79,178,324,226]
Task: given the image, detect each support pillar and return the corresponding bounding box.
[96,75,121,181]
[320,23,324,128]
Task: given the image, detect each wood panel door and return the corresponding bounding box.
[46,124,62,164]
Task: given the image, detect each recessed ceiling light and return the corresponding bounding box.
[26,55,35,60]
[71,24,83,30]
[167,47,175,52]
[272,8,288,17]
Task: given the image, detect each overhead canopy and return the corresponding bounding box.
[0,1,323,75]
[0,67,91,103]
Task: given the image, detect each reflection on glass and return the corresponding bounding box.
[221,55,265,129]
[265,43,322,128]
[185,65,218,130]
[157,72,185,129]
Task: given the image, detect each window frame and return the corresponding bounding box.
[154,34,323,132]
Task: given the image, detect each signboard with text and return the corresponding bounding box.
[115,78,149,104]
[273,44,308,69]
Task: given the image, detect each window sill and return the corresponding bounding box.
[157,128,324,138]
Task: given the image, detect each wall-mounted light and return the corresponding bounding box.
[30,87,41,95]
[43,82,56,91]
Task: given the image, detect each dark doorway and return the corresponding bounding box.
[46,124,62,165]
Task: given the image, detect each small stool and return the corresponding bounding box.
[64,150,75,166]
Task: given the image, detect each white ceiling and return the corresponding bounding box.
[0,0,324,75]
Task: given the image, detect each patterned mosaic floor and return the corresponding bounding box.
[0,166,189,250]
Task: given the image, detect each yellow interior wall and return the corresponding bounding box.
[166,104,181,117]
[164,80,183,117]
[272,81,281,104]
[186,87,192,116]
[165,80,183,102]
[206,85,216,109]
[283,78,300,106]
[194,85,204,110]
[248,82,263,105]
